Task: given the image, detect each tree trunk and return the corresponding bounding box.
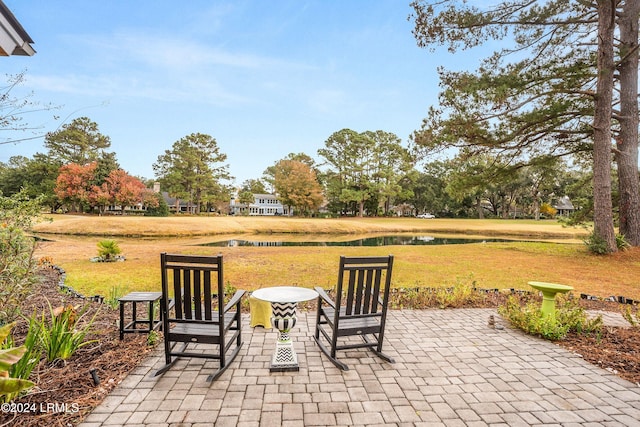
[593,0,618,253]
[533,198,540,221]
[475,197,484,219]
[615,0,640,246]
[501,195,509,219]
[531,186,541,221]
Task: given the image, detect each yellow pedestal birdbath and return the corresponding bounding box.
[528,281,574,323]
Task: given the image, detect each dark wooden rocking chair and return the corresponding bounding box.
[155,253,245,381]
[314,255,395,370]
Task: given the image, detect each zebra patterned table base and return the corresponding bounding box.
[270,337,299,371]
[270,303,300,372]
[250,287,318,373]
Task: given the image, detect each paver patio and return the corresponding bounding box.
[78,308,640,427]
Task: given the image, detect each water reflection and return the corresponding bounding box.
[199,235,516,247]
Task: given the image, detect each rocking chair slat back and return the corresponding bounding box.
[157,253,244,382]
[314,255,395,370]
[338,256,392,317]
[164,254,223,322]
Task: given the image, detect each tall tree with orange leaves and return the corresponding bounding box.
[54,162,97,212]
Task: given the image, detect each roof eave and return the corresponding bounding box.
[0,1,35,56]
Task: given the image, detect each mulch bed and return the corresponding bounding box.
[1,269,639,426]
[560,327,640,385]
[0,269,155,427]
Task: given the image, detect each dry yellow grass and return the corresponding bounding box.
[30,216,640,298]
[33,214,587,239]
[30,215,640,301]
[34,235,640,300]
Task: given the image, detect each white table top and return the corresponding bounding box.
[252,286,318,304]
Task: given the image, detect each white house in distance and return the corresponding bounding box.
[229,193,292,216]
[0,1,35,57]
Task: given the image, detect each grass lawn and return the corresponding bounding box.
[31,215,640,300]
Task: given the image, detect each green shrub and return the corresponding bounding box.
[389,287,424,310]
[38,302,98,363]
[0,323,35,403]
[0,192,43,323]
[147,330,160,346]
[388,277,483,310]
[584,232,610,255]
[498,295,602,340]
[584,231,630,254]
[144,192,170,217]
[434,278,479,309]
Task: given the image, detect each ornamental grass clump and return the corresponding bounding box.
[38,302,98,363]
[105,285,125,309]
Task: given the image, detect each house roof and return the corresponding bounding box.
[161,192,189,207]
[554,196,575,210]
[0,1,35,56]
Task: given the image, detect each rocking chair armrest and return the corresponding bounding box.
[224,290,246,312]
[314,287,336,309]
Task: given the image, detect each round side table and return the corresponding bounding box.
[252,286,318,372]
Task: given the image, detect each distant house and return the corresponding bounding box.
[144,182,197,214]
[390,203,415,217]
[102,203,146,215]
[229,193,291,216]
[0,1,35,56]
[160,192,198,214]
[553,196,575,216]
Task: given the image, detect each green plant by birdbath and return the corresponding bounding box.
[528,281,574,323]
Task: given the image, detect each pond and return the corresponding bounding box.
[198,235,522,247]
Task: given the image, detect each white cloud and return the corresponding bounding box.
[75,30,314,72]
[34,29,321,110]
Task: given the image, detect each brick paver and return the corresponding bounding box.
[77,309,640,426]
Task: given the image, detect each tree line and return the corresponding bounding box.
[1,115,594,221]
[0,117,165,215]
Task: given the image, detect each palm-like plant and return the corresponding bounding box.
[96,239,121,261]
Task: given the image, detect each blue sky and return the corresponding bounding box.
[1,1,478,184]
